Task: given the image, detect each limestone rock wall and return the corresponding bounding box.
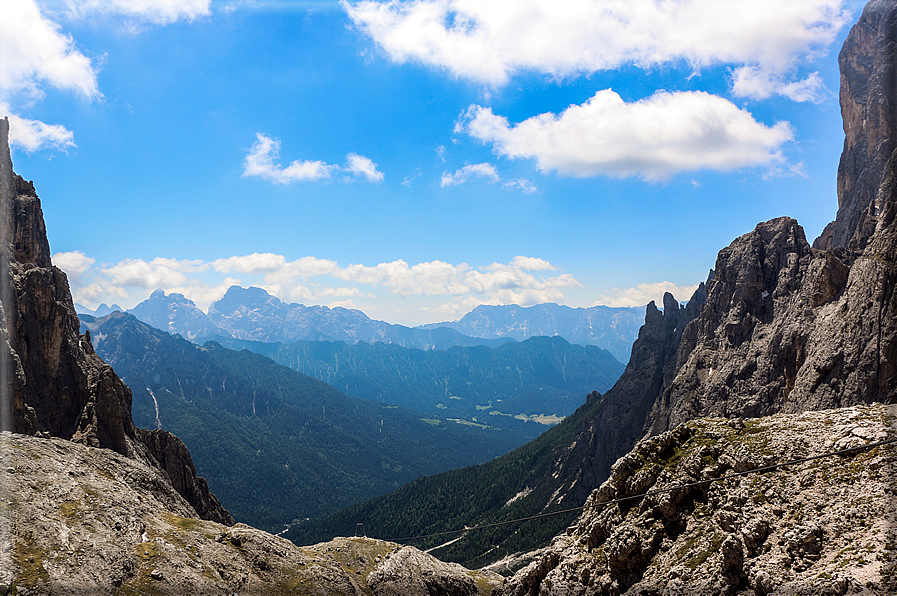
[0,117,232,526]
[557,288,706,505]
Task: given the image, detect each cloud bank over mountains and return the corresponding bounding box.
[54,249,681,322]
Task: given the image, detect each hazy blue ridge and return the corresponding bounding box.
[419,303,645,363]
[206,335,624,433]
[80,312,530,534]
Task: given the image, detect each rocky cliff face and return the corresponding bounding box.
[495,403,897,596]
[0,117,232,526]
[556,289,706,506]
[815,0,897,252]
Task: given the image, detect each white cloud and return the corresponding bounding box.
[345,152,384,181]
[211,252,288,274]
[459,90,794,180]
[53,0,211,25]
[596,282,700,308]
[242,135,387,184]
[262,257,341,285]
[286,283,367,302]
[242,133,339,183]
[3,106,75,152]
[334,256,580,305]
[1,0,210,156]
[731,67,826,102]
[343,0,848,97]
[52,250,94,289]
[101,257,207,289]
[503,178,537,194]
[0,0,100,101]
[440,162,500,187]
[509,256,554,271]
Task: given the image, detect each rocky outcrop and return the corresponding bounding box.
[650,179,895,432]
[0,117,232,525]
[496,403,897,595]
[490,0,897,584]
[558,288,706,505]
[0,432,501,595]
[815,0,897,252]
[314,537,501,596]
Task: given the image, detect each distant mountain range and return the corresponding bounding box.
[80,311,529,533]
[75,301,124,317]
[74,286,645,362]
[419,303,644,363]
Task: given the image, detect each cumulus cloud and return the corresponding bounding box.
[211,252,288,274]
[345,152,385,181]
[4,110,75,152]
[596,282,700,308]
[335,256,580,303]
[343,0,848,96]
[242,133,339,184]
[101,257,207,289]
[0,0,99,152]
[509,256,555,271]
[52,250,94,288]
[2,0,207,154]
[1,0,100,100]
[458,90,794,180]
[440,162,500,187]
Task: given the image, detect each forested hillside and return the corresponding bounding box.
[213,335,623,433]
[81,312,529,533]
[286,392,607,568]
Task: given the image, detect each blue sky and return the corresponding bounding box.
[4,0,864,326]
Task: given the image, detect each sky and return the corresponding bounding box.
[2,0,866,326]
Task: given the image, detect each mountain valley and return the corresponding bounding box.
[80,311,531,532]
[2,0,897,594]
